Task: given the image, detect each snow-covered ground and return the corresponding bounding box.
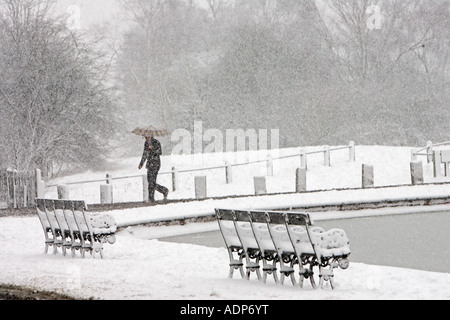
[44,145,449,205]
[1,145,450,300]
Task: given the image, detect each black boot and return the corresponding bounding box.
[148,192,155,204]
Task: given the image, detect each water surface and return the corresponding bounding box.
[160,211,450,273]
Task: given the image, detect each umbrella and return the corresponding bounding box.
[132,126,169,137]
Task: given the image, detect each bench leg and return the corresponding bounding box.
[261,260,278,284]
[244,254,261,281]
[228,263,244,279]
[227,249,246,279]
[299,267,317,289]
[44,243,50,254]
[94,248,104,259]
[245,264,261,281]
[280,272,296,286]
[280,260,297,286]
[319,266,335,290]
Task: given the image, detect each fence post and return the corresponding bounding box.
[254,177,267,195]
[142,175,149,202]
[300,149,307,170]
[426,141,433,163]
[324,145,330,167]
[349,141,356,162]
[296,168,307,193]
[172,167,178,191]
[362,164,374,188]
[57,185,69,200]
[100,184,113,204]
[106,174,113,203]
[195,176,207,199]
[225,162,232,184]
[410,161,424,185]
[433,151,442,178]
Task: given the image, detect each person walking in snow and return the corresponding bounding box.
[138,136,169,203]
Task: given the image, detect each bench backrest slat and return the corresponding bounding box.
[232,210,259,251]
[248,211,276,253]
[215,209,243,249]
[265,212,295,254]
[215,208,235,222]
[43,199,61,232]
[285,212,312,226]
[53,200,69,231]
[72,201,90,234]
[36,199,51,230]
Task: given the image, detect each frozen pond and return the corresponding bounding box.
[159,211,450,274]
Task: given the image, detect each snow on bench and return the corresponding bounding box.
[36,199,116,259]
[215,209,351,289]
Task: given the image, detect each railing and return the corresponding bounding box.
[43,141,356,203]
[46,142,355,186]
[412,141,450,162]
[411,141,450,177]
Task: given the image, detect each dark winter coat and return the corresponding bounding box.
[139,137,162,169]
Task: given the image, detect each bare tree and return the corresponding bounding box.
[117,0,210,133]
[0,0,119,174]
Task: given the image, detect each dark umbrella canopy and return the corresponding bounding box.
[132,126,169,137]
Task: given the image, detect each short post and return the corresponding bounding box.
[195,176,207,199]
[324,146,330,167]
[57,185,69,200]
[142,175,149,202]
[433,151,442,178]
[100,184,113,204]
[410,161,424,185]
[254,177,267,195]
[296,168,307,193]
[362,164,374,189]
[225,162,232,184]
[172,167,178,191]
[426,141,433,163]
[267,156,273,176]
[300,149,307,170]
[349,141,356,162]
[106,174,112,184]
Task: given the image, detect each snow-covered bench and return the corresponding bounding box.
[215,209,351,289]
[36,199,117,259]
